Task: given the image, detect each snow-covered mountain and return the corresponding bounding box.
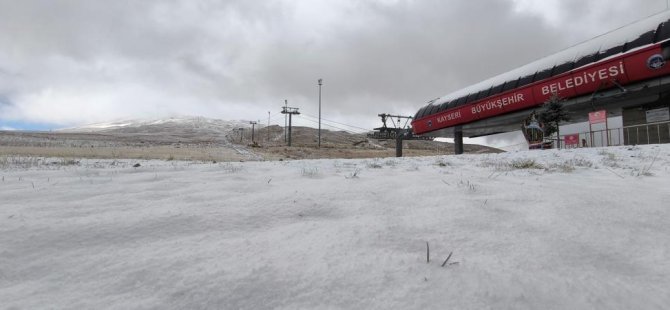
[60,116,252,134]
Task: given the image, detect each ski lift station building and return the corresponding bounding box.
[412,11,670,153]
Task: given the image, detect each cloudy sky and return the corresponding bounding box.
[0,0,668,133]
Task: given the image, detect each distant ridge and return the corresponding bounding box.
[58,116,251,134]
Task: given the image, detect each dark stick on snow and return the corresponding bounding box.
[441,252,453,267]
[426,242,430,263]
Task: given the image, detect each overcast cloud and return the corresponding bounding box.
[0,0,667,131]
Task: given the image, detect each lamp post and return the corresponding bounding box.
[318,78,322,148]
[267,111,270,143]
[249,121,257,144]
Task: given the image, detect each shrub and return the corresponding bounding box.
[435,159,450,167]
[221,163,243,173]
[509,159,543,169]
[366,160,383,169]
[301,167,320,178]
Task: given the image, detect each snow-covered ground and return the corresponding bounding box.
[1,145,669,309]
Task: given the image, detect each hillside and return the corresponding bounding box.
[0,117,501,161]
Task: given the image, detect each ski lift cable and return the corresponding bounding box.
[299,117,361,134]
[258,114,292,128]
[296,118,367,141]
[299,113,372,132]
[298,116,364,135]
[299,114,368,134]
[298,117,361,134]
[253,114,286,127]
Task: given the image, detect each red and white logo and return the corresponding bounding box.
[589,110,607,124]
[564,134,579,145]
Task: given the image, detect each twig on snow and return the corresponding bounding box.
[605,167,624,179]
[426,242,430,263]
[441,252,453,267]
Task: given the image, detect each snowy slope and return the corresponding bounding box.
[1,145,669,309]
[60,116,251,134]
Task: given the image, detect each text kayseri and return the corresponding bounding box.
[541,62,625,95]
[437,110,462,123]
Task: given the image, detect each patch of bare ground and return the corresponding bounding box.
[0,124,501,162]
[0,146,249,162]
[231,125,502,160]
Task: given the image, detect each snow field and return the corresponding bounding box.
[1,145,670,309]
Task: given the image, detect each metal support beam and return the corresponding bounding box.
[281,106,300,147]
[454,129,464,155]
[288,114,293,146]
[395,130,404,157]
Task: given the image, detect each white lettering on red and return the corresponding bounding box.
[471,93,525,115]
[541,61,625,95]
[436,110,462,123]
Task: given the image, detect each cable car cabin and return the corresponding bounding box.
[521,112,552,149]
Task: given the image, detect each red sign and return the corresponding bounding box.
[588,110,607,124]
[412,42,670,135]
[564,134,580,145]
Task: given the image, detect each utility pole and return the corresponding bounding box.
[249,121,257,144]
[281,106,300,147]
[318,78,322,148]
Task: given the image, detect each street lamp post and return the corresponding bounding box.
[318,78,322,148]
[267,111,270,143]
[249,121,257,144]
